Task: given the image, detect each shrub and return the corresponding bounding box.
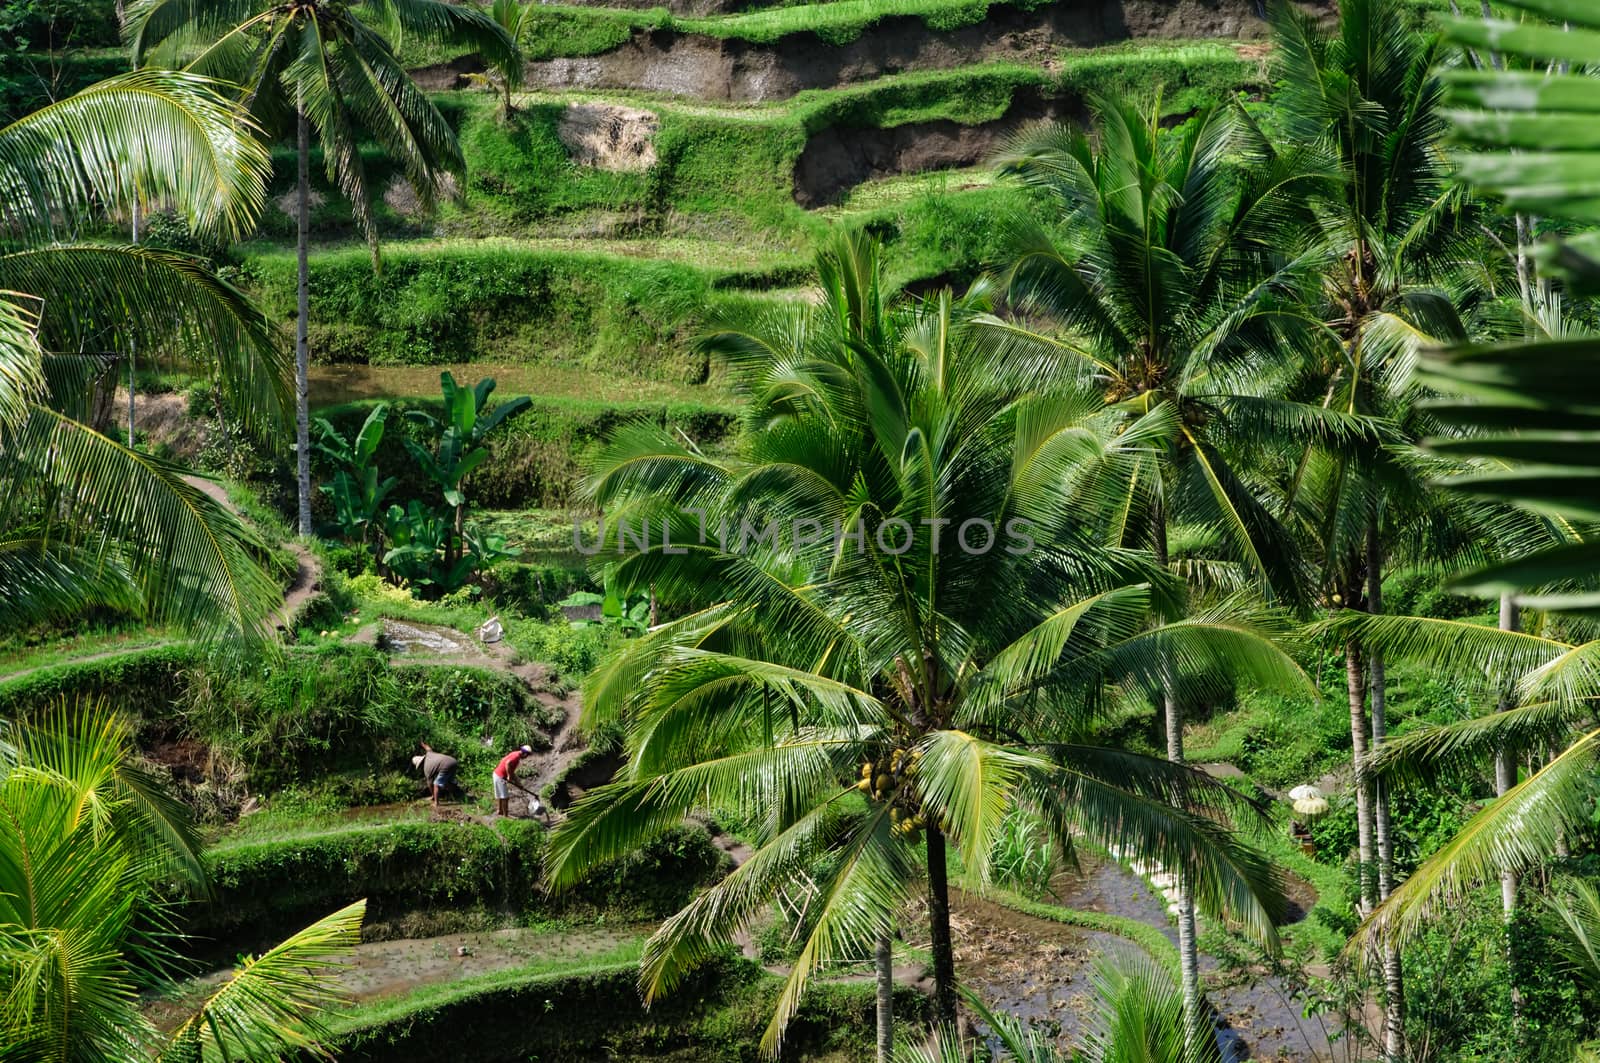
[0,644,199,720]
[179,646,562,791]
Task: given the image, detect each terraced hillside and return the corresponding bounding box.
[245,0,1309,424]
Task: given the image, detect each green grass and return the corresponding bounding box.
[308,360,734,408]
[819,166,997,215]
[245,240,754,377]
[512,0,1061,59]
[0,643,200,718]
[0,626,175,675]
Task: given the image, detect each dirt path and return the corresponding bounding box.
[181,474,322,634]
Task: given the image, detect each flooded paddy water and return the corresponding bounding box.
[957,854,1340,1061]
[954,893,1139,1049]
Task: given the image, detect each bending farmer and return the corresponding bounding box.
[493,744,534,818]
[413,743,459,809]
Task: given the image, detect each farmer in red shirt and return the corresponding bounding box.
[493,744,534,818]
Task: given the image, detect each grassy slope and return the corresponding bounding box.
[247,47,1258,382]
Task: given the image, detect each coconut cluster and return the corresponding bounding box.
[856,748,926,842]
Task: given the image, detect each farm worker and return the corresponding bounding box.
[413,743,458,809]
[493,744,534,817]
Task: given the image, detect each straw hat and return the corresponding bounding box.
[411,755,424,769]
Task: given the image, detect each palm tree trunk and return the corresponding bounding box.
[1497,593,1522,1024]
[1345,633,1375,917]
[875,932,894,1063]
[1153,506,1203,1043]
[295,107,313,538]
[127,206,138,448]
[925,823,958,1031]
[1366,521,1404,1062]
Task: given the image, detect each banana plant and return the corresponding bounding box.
[313,403,397,560]
[381,504,521,592]
[405,372,532,571]
[382,500,460,589]
[559,587,651,635]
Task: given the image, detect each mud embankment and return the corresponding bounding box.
[793,89,1081,205]
[473,0,1316,102]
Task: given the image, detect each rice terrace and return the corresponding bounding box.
[3,0,1600,1059]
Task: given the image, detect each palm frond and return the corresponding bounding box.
[2,244,289,435]
[1354,727,1600,949]
[1370,698,1589,786]
[0,69,269,243]
[0,407,279,643]
[914,730,1049,885]
[159,900,365,1062]
[0,292,46,433]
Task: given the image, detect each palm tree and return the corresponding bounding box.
[0,69,292,642]
[1329,0,1600,980]
[1263,0,1524,1045]
[545,234,1307,1051]
[1326,610,1600,950]
[482,0,538,117]
[983,97,1337,1034]
[0,701,366,1061]
[127,0,519,536]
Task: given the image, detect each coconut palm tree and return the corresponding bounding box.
[1325,0,1600,972]
[545,234,1308,1052]
[126,0,519,536]
[1262,0,1537,1044]
[982,96,1341,1035]
[0,69,292,642]
[481,0,539,117]
[1324,610,1600,951]
[0,701,366,1061]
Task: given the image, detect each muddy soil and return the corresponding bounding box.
[952,893,1139,1050]
[144,925,642,1033]
[794,90,1080,205]
[969,856,1336,1060]
[549,747,624,808]
[495,0,1332,103]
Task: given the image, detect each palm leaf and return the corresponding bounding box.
[0,408,279,643]
[0,69,269,243]
[1,244,289,435]
[1353,727,1600,949]
[159,900,366,1062]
